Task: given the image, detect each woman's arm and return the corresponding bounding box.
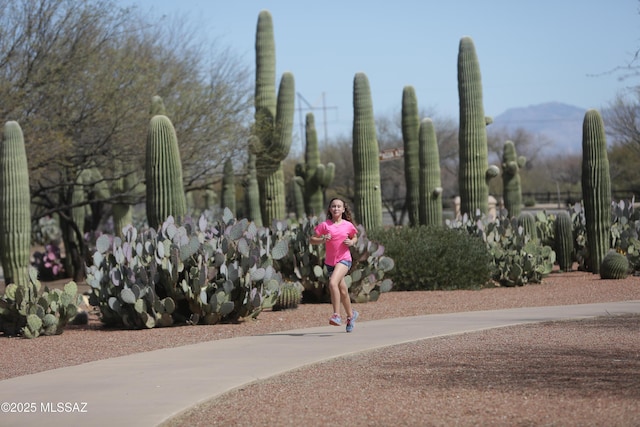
[310,234,329,245]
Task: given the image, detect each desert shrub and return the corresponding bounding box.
[368,226,492,291]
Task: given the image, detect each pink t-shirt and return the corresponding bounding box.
[315,219,358,266]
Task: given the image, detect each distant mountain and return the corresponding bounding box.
[492,102,586,155]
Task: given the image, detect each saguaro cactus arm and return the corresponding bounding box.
[501,140,525,218]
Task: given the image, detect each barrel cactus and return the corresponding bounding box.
[457,36,497,217]
[251,10,295,224]
[418,118,443,227]
[501,140,526,218]
[554,211,574,272]
[145,115,187,229]
[273,282,302,311]
[0,121,32,287]
[600,251,629,279]
[352,72,382,230]
[402,86,420,227]
[581,109,611,274]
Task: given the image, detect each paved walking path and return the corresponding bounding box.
[0,300,638,427]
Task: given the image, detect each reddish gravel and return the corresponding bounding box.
[1,270,639,426]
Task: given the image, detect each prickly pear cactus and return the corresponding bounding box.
[457,36,496,217]
[554,211,574,272]
[0,268,82,338]
[0,121,32,287]
[610,199,640,273]
[251,10,295,223]
[402,86,420,227]
[352,72,382,230]
[418,118,443,226]
[145,115,187,229]
[581,109,611,274]
[501,140,526,218]
[347,224,395,303]
[86,210,291,328]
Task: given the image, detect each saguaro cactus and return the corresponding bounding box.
[295,112,335,217]
[244,153,262,227]
[145,115,187,229]
[251,10,295,224]
[418,118,443,226]
[291,176,306,219]
[352,72,382,230]
[581,109,611,274]
[221,158,236,216]
[554,211,574,272]
[501,140,526,218]
[0,121,31,287]
[112,159,139,236]
[71,172,87,243]
[402,86,420,227]
[457,36,497,217]
[150,95,166,116]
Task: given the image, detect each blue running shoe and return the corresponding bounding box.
[329,313,342,326]
[346,310,359,332]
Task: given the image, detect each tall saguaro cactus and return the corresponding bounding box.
[352,72,382,230]
[112,159,139,237]
[0,121,31,287]
[402,86,420,227]
[244,152,262,227]
[501,140,526,218]
[221,158,236,216]
[457,36,497,217]
[581,109,611,274]
[145,115,187,229]
[294,112,335,217]
[418,118,443,226]
[251,10,295,224]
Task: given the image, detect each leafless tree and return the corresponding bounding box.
[0,0,252,279]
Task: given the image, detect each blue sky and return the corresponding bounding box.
[118,0,639,148]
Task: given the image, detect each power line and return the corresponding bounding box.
[296,92,338,148]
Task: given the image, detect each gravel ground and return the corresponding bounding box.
[1,269,639,426]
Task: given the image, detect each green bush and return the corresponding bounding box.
[368,226,492,291]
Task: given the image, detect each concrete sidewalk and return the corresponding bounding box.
[0,300,638,427]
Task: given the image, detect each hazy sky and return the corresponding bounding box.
[118,0,640,148]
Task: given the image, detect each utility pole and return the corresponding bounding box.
[296,92,338,148]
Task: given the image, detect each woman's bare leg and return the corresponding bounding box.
[328,263,353,317]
